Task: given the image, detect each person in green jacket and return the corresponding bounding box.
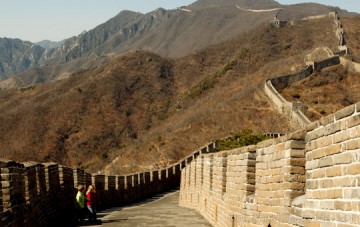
[75,184,87,224]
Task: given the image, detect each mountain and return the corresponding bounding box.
[189,0,282,9]
[0,0,357,84]
[0,13,352,173]
[0,38,44,80]
[35,40,65,49]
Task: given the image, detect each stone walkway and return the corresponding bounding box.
[79,191,211,227]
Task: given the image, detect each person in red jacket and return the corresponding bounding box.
[86,185,98,223]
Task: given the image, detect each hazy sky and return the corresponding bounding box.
[0,0,359,42]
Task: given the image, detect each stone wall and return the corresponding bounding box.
[180,102,360,226]
[264,66,313,129]
[0,142,216,226]
[313,56,340,71]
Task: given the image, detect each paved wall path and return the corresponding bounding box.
[79,190,211,227]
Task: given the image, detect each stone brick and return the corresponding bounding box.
[346,163,360,175]
[335,105,356,120]
[320,114,335,126]
[328,189,343,199]
[333,152,353,165]
[306,121,321,133]
[289,149,305,158]
[345,138,360,150]
[302,209,316,219]
[325,166,343,177]
[306,140,318,151]
[318,156,333,168]
[307,148,326,160]
[286,166,305,174]
[307,129,324,143]
[324,144,342,156]
[318,201,334,210]
[306,159,319,170]
[290,158,306,167]
[333,176,357,187]
[346,114,360,129]
[333,130,351,144]
[334,201,353,211]
[318,178,333,188]
[317,136,333,148]
[287,130,306,140]
[324,121,341,136]
[306,180,318,189]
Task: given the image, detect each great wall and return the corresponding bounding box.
[1,12,360,227]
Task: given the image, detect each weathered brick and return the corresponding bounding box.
[318,156,333,168]
[289,149,305,158]
[327,189,343,199]
[318,178,333,188]
[302,209,316,219]
[324,121,341,136]
[318,200,334,210]
[307,148,326,160]
[334,201,353,211]
[317,136,333,148]
[346,114,360,129]
[324,144,342,156]
[333,176,357,187]
[345,138,360,150]
[306,159,319,170]
[333,152,353,165]
[320,114,335,126]
[346,163,360,175]
[306,121,321,133]
[287,166,305,174]
[307,129,325,142]
[325,165,343,177]
[311,190,328,199]
[290,158,306,167]
[306,180,318,189]
[310,169,326,179]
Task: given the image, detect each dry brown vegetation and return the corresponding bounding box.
[0,16,353,174]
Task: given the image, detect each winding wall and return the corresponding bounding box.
[264,12,353,129]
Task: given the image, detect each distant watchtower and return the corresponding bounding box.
[270,9,287,28]
[270,19,287,28]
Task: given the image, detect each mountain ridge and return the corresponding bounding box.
[0,0,358,83]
